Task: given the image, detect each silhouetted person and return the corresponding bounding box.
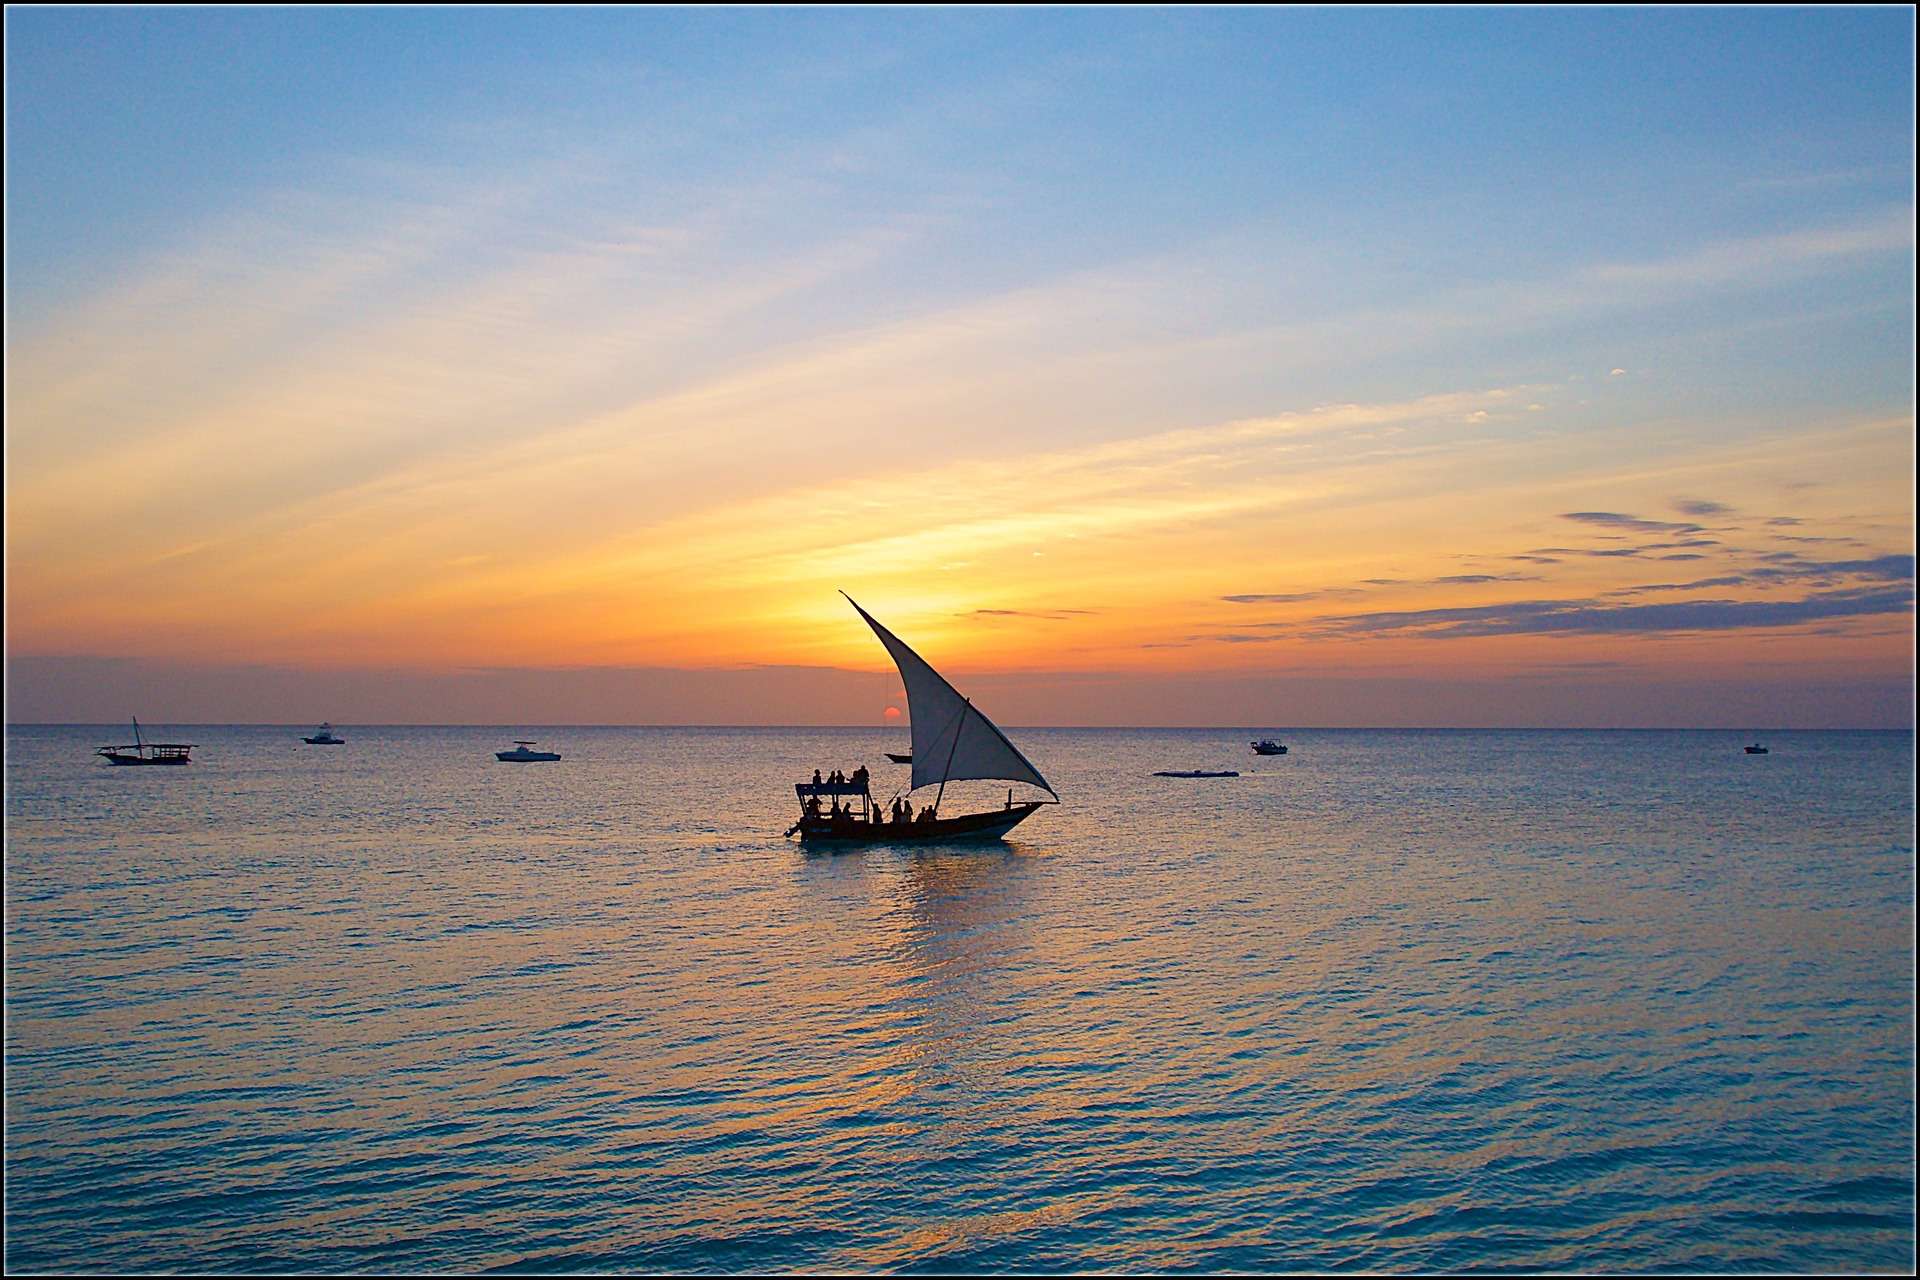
[813,769,822,786]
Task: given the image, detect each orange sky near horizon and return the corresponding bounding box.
[5,10,1914,725]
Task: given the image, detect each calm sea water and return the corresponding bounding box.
[4,725,1914,1273]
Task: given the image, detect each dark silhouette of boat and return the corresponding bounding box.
[785,595,1056,846]
[1156,769,1239,778]
[497,740,561,762]
[302,722,345,745]
[886,751,913,764]
[1251,739,1288,755]
[96,718,194,766]
[1745,743,1769,754]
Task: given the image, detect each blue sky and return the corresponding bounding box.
[10,8,1910,320]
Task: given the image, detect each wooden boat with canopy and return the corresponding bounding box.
[786,594,1058,845]
[96,717,195,766]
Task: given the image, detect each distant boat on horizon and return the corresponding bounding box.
[1745,743,1770,754]
[885,751,913,764]
[96,717,194,766]
[786,594,1056,845]
[302,723,345,745]
[1251,739,1288,755]
[497,740,561,762]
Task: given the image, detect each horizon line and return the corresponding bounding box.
[7,722,1912,733]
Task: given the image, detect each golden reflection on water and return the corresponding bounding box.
[4,726,1913,1272]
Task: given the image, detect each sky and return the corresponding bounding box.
[4,7,1915,727]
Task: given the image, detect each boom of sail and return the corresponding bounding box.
[843,592,1055,799]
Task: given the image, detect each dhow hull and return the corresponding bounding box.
[796,802,1043,846]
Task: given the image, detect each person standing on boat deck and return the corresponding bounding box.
[813,768,822,786]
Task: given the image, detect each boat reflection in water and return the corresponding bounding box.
[787,594,1057,846]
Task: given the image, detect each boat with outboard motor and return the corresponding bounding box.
[785,594,1057,845]
[497,740,561,762]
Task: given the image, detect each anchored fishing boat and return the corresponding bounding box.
[786,594,1057,845]
[303,723,345,745]
[96,717,195,766]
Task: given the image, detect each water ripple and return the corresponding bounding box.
[5,726,1914,1272]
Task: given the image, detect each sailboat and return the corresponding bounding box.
[786,594,1057,844]
[96,717,195,766]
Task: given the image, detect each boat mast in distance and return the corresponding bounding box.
[96,716,196,765]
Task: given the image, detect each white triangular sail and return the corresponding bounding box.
[845,594,1055,798]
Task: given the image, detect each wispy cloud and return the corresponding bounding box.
[1672,497,1733,516]
[1561,511,1708,535]
[1307,584,1914,640]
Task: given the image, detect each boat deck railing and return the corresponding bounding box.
[796,780,872,798]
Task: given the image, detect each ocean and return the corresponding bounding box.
[4,725,1914,1272]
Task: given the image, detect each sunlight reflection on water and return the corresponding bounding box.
[4,726,1914,1272]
